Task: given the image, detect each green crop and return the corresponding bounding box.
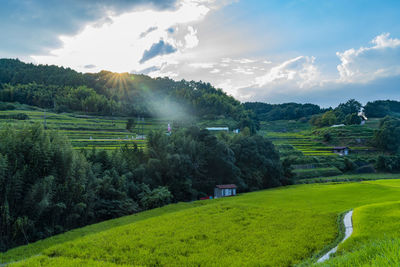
[317,185,400,266]
[3,179,400,266]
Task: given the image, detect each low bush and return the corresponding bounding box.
[0,113,29,120]
[293,167,342,179]
[355,164,376,174]
[0,102,15,111]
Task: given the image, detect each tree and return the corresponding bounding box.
[364,100,400,118]
[230,134,283,191]
[335,99,362,116]
[321,110,337,126]
[139,185,173,210]
[345,113,362,125]
[373,116,400,153]
[126,118,136,132]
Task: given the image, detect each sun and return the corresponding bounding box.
[103,72,133,96]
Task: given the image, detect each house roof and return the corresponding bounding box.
[333,146,349,150]
[206,127,229,131]
[216,184,237,189]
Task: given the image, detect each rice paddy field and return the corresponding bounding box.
[266,131,336,156]
[0,108,169,150]
[318,182,400,266]
[261,120,376,157]
[261,120,337,157]
[259,119,383,180]
[2,179,400,266]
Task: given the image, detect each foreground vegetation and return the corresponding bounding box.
[319,183,400,266]
[0,123,286,251]
[1,58,400,266]
[2,179,400,266]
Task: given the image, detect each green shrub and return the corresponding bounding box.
[293,167,342,179]
[355,164,376,174]
[0,113,29,120]
[0,102,15,111]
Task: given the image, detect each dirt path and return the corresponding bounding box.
[317,210,353,263]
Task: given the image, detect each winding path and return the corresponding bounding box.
[317,210,353,263]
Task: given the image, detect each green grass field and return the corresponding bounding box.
[2,179,400,266]
[318,183,400,266]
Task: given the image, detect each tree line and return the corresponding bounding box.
[309,99,363,127]
[0,59,255,130]
[244,102,325,121]
[0,124,289,252]
[364,100,400,118]
[245,99,400,127]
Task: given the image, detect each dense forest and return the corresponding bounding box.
[364,100,400,118]
[0,59,254,126]
[243,102,326,121]
[0,124,288,251]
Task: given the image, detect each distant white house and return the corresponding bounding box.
[206,127,229,132]
[333,146,349,156]
[358,111,368,125]
[358,111,368,121]
[331,124,345,128]
[214,184,237,198]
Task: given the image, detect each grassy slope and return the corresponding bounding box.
[299,173,400,183]
[3,180,400,266]
[0,202,201,264]
[318,181,400,266]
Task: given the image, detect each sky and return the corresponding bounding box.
[1,0,399,107]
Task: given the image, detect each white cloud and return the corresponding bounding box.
[221,58,232,63]
[233,67,254,75]
[28,0,400,107]
[255,56,320,88]
[184,26,199,48]
[337,33,400,83]
[210,68,220,73]
[189,62,214,68]
[235,33,400,104]
[233,58,256,64]
[31,0,213,73]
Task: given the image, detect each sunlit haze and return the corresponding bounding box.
[1,0,400,106]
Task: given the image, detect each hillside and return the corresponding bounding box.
[0,106,155,150]
[2,179,400,266]
[0,58,256,131]
[1,58,400,264]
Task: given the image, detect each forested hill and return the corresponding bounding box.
[243,102,327,121]
[0,58,253,127]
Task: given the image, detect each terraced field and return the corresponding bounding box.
[312,125,375,148]
[265,131,336,156]
[260,120,336,156]
[0,108,168,150]
[2,179,400,266]
[261,120,377,157]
